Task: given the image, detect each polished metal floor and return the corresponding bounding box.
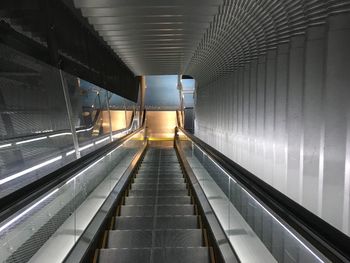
[96,143,212,263]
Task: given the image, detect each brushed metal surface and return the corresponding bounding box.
[195,13,350,235]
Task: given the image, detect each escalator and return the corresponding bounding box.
[95,141,214,263]
[1,118,349,263]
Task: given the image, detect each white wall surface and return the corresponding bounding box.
[195,13,350,235]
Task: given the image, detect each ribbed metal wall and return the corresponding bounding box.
[195,11,350,236]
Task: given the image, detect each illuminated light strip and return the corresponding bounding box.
[16,136,47,145]
[76,127,94,133]
[0,143,12,149]
[49,133,72,138]
[66,150,75,156]
[0,156,62,185]
[241,188,325,263]
[95,137,109,145]
[79,143,94,151]
[0,188,59,233]
[66,156,105,185]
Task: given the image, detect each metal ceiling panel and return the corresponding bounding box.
[75,0,350,82]
[74,0,223,75]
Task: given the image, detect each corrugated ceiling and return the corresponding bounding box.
[74,0,223,76]
[74,0,350,85]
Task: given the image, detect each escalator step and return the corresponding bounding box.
[152,247,211,263]
[98,247,211,263]
[125,196,191,205]
[133,178,185,184]
[98,248,150,263]
[128,189,188,197]
[107,229,203,248]
[135,174,184,179]
[131,183,187,190]
[114,215,198,230]
[119,205,195,216]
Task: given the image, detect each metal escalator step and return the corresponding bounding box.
[125,196,191,205]
[131,183,187,190]
[98,248,150,263]
[137,171,183,175]
[152,247,211,263]
[136,175,184,179]
[114,215,198,230]
[107,230,153,248]
[107,230,152,248]
[98,247,211,263]
[120,205,194,216]
[128,189,188,197]
[136,173,184,179]
[107,229,203,248]
[138,164,181,168]
[153,229,203,247]
[133,178,185,184]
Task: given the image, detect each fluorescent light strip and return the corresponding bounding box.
[66,150,75,156]
[16,136,47,145]
[49,132,72,138]
[241,188,324,263]
[0,188,59,233]
[76,127,93,133]
[95,137,109,145]
[79,143,94,151]
[0,156,62,185]
[0,143,11,149]
[66,156,105,185]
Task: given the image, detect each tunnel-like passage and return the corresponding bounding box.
[1,0,350,262]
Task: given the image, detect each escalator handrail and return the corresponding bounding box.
[177,126,350,262]
[0,122,145,224]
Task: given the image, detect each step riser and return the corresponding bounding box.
[114,216,198,230]
[98,248,210,263]
[125,197,191,205]
[132,185,187,190]
[120,205,195,216]
[107,230,203,248]
[128,190,189,197]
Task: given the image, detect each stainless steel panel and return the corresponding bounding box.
[194,10,350,237]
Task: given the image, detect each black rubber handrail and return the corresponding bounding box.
[0,112,145,223]
[177,126,350,263]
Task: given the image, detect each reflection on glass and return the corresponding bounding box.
[178,135,328,263]
[0,130,145,263]
[0,44,140,199]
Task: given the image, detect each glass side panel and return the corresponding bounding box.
[0,130,145,263]
[178,135,329,263]
[0,43,140,199]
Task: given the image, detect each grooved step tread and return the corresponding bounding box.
[114,215,198,230]
[132,183,187,190]
[133,178,185,183]
[98,247,211,263]
[107,229,203,248]
[125,196,191,205]
[128,189,188,197]
[119,205,195,216]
